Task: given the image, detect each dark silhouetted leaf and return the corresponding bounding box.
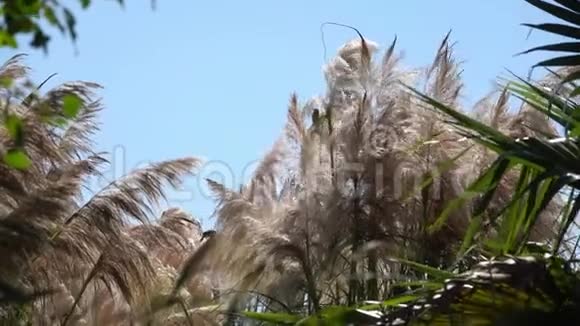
[555,0,580,13]
[523,23,580,39]
[535,54,580,67]
[520,41,580,55]
[5,114,24,146]
[0,279,53,305]
[30,29,50,51]
[43,6,64,32]
[80,0,91,9]
[63,8,77,41]
[563,70,580,84]
[525,0,580,26]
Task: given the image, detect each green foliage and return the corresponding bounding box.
[296,306,362,325]
[416,77,578,257]
[0,75,69,170]
[5,113,23,144]
[245,255,580,325]
[243,311,303,325]
[2,112,30,169]
[388,258,455,280]
[244,306,378,326]
[62,93,82,118]
[341,2,580,324]
[0,304,33,325]
[243,292,432,325]
[3,148,30,169]
[360,255,580,325]
[0,0,127,52]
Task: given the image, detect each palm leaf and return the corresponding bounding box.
[243,311,302,325]
[523,0,580,96]
[536,54,580,67]
[554,0,580,13]
[523,23,580,39]
[519,42,580,54]
[355,255,580,325]
[525,0,580,26]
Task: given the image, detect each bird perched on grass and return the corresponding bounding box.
[312,108,320,126]
[201,230,216,241]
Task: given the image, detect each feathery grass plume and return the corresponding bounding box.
[0,54,28,82]
[216,32,565,323]
[0,56,206,325]
[98,211,213,326]
[60,234,155,326]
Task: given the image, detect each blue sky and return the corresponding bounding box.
[0,1,555,229]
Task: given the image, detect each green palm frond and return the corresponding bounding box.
[355,255,580,325]
[522,0,580,95]
[408,76,579,256]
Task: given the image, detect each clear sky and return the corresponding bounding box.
[0,1,556,229]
